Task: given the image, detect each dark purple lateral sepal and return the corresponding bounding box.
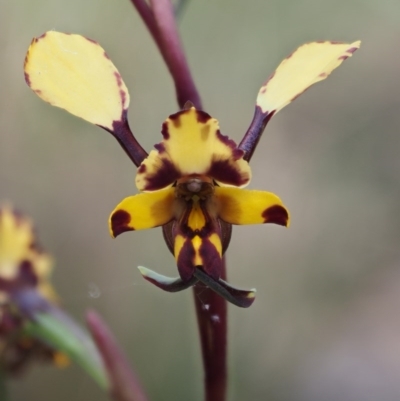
[99,110,148,167]
[193,268,256,308]
[138,266,198,292]
[238,106,275,162]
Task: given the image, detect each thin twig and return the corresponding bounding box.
[86,310,149,401]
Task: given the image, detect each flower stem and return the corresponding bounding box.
[129,0,202,109]
[87,310,149,401]
[193,256,227,401]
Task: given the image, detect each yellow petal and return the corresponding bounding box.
[136,107,251,191]
[24,31,129,130]
[214,187,289,226]
[0,206,57,302]
[109,188,176,237]
[257,41,360,114]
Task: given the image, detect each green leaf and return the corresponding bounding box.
[25,310,108,390]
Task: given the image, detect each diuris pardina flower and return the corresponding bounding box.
[108,104,289,283]
[0,206,68,372]
[24,31,360,307]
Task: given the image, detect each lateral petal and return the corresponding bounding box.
[215,187,289,226]
[257,41,360,115]
[109,188,175,238]
[136,107,251,191]
[24,31,129,130]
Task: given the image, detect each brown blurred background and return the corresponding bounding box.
[1,0,400,400]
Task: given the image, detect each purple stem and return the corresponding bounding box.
[86,310,149,401]
[128,2,226,400]
[129,0,202,109]
[193,256,227,401]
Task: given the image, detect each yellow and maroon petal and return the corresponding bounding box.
[135,107,251,191]
[109,188,175,238]
[257,41,361,115]
[24,31,129,130]
[214,187,289,226]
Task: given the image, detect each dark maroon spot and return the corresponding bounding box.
[84,36,98,44]
[207,159,248,187]
[119,89,126,106]
[24,72,31,86]
[169,113,181,128]
[144,158,180,191]
[161,122,170,139]
[290,88,307,103]
[177,239,195,281]
[111,210,133,237]
[37,32,47,40]
[103,51,110,60]
[260,71,276,90]
[318,72,328,78]
[138,164,146,173]
[346,46,358,54]
[199,238,222,280]
[19,260,38,286]
[114,72,123,87]
[285,51,294,60]
[196,110,212,124]
[216,130,238,150]
[338,55,348,61]
[262,205,289,226]
[329,41,343,45]
[154,142,165,153]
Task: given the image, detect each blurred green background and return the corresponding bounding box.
[2,0,400,400]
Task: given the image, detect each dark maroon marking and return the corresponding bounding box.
[154,142,165,153]
[24,72,31,86]
[143,158,180,191]
[176,239,196,281]
[199,238,222,280]
[137,164,146,173]
[196,110,212,124]
[103,51,110,60]
[161,122,170,139]
[216,130,238,150]
[338,55,349,61]
[290,88,307,102]
[110,210,134,237]
[114,72,123,88]
[207,159,248,187]
[169,113,181,128]
[285,51,295,60]
[37,32,47,40]
[346,46,358,54]
[119,90,126,106]
[19,260,39,286]
[319,72,328,78]
[262,205,289,226]
[84,36,98,44]
[260,71,276,90]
